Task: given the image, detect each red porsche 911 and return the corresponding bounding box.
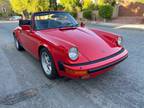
[13,11,128,79]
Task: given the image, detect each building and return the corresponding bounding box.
[119,1,144,16]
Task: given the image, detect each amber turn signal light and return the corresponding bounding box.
[65,68,88,76]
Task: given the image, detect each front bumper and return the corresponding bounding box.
[62,48,128,79]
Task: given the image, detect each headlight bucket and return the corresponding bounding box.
[68,47,79,61]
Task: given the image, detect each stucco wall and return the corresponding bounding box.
[119,2,144,16]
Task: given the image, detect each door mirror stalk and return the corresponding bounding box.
[80,22,85,27]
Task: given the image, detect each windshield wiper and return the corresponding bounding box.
[59,26,77,30]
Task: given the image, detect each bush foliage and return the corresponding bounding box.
[83,10,92,20]
[0,13,2,16]
[99,4,113,19]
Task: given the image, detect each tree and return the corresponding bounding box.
[82,0,93,10]
[137,0,144,3]
[98,0,116,6]
[27,1,38,14]
[0,0,3,4]
[27,0,50,13]
[38,0,50,11]
[10,0,50,18]
[0,0,6,5]
[116,0,144,4]
[97,0,105,5]
[10,0,29,18]
[60,0,80,12]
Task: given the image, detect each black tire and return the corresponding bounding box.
[40,48,58,80]
[14,36,24,51]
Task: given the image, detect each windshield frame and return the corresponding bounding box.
[32,11,79,31]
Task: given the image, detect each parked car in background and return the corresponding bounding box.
[9,16,21,21]
[13,11,128,80]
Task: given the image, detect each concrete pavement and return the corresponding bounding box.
[0,22,144,108]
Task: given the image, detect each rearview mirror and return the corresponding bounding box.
[80,22,85,27]
[21,25,31,31]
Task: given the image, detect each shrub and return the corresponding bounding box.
[0,13,7,17]
[99,4,113,20]
[70,11,77,19]
[83,10,92,20]
[57,4,64,10]
[0,13,2,17]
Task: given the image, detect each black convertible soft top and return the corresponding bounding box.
[32,11,67,16]
[19,11,67,27]
[19,20,31,26]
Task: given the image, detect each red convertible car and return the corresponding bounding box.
[13,11,128,79]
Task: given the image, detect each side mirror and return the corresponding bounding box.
[80,22,85,27]
[21,25,31,31]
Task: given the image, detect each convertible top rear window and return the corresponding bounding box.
[33,12,78,30]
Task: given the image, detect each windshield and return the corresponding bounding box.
[34,12,78,30]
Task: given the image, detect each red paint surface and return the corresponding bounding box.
[13,16,128,79]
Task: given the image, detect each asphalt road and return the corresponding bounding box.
[0,21,144,108]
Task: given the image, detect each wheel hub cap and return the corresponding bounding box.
[41,52,52,75]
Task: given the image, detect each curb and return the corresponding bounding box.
[0,21,18,23]
[87,22,144,31]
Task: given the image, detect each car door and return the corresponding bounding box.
[21,29,40,58]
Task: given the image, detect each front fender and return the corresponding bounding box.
[90,28,121,47]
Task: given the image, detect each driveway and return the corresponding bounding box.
[0,21,144,108]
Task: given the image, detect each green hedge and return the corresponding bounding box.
[57,4,64,10]
[99,5,113,20]
[83,10,92,20]
[0,13,2,17]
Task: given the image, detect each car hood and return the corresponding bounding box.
[37,27,121,61]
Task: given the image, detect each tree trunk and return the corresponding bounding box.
[22,10,29,19]
[21,12,26,20]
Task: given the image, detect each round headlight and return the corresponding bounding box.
[117,37,122,45]
[68,47,79,60]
